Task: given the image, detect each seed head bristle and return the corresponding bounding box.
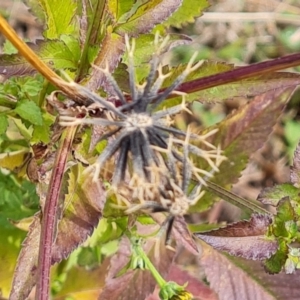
[59,35,226,239]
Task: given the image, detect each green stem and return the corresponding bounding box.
[38,79,50,108]
[76,0,106,82]
[133,241,166,288]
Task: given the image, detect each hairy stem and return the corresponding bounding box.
[35,127,77,300]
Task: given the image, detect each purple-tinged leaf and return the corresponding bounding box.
[172,216,199,255]
[9,214,41,300]
[0,54,36,78]
[162,62,300,106]
[229,255,300,300]
[0,39,81,79]
[151,213,199,255]
[192,86,296,212]
[257,183,299,207]
[9,164,104,299]
[188,73,300,104]
[115,0,182,37]
[105,237,133,280]
[87,32,125,91]
[291,141,300,187]
[166,264,217,300]
[195,214,277,260]
[52,163,105,263]
[200,243,276,300]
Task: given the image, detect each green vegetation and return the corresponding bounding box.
[1,1,300,299]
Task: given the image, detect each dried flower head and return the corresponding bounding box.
[60,34,226,236]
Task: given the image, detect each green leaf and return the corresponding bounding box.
[258,183,300,207]
[115,0,182,36]
[2,40,18,54]
[51,163,104,263]
[90,217,128,245]
[0,76,41,103]
[54,264,107,299]
[0,173,39,297]
[39,38,81,69]
[32,115,53,144]
[38,0,77,39]
[14,100,43,126]
[191,87,295,212]
[0,171,39,228]
[108,0,136,22]
[11,117,33,140]
[163,0,209,28]
[20,77,42,97]
[0,115,8,135]
[285,120,300,162]
[264,240,288,274]
[121,33,192,81]
[87,31,125,91]
[77,246,101,269]
[0,149,29,171]
[271,197,296,238]
[0,227,27,298]
[0,39,81,78]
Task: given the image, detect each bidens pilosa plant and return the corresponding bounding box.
[1,1,300,300]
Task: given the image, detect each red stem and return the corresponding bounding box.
[177,53,300,95]
[35,127,77,300]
